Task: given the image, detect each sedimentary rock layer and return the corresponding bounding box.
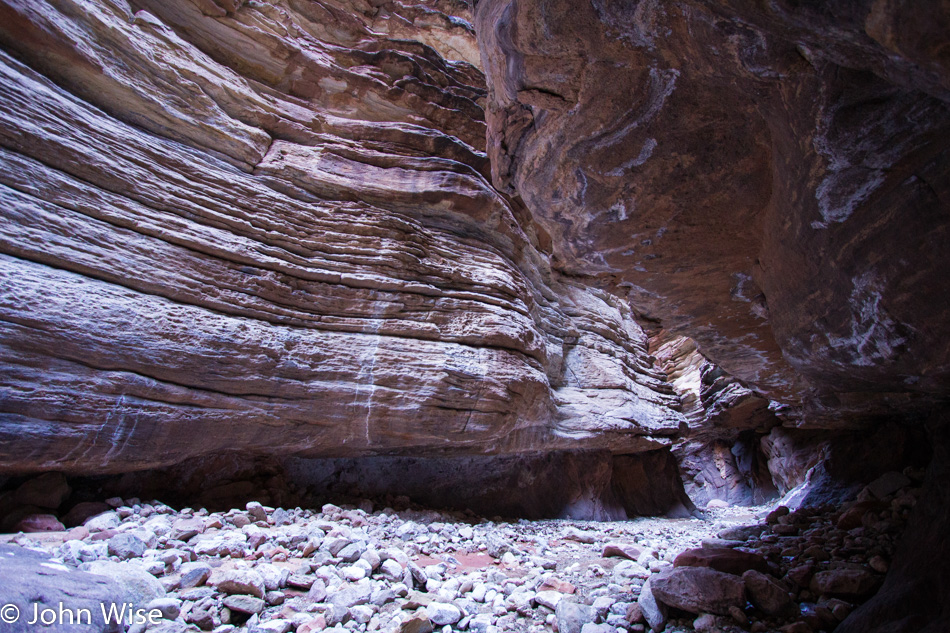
[0,0,690,473]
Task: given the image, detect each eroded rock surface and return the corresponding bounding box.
[475,0,950,419]
[0,0,690,474]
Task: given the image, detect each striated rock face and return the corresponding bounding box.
[475,0,950,419]
[0,0,691,474]
[650,331,778,506]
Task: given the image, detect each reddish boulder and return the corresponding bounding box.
[13,513,65,533]
[743,570,796,617]
[811,569,880,597]
[14,473,71,509]
[836,501,884,530]
[674,547,770,576]
[62,501,112,528]
[651,567,746,616]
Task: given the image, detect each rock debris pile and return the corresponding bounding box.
[0,468,922,633]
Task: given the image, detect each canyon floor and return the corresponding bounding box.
[0,469,920,633]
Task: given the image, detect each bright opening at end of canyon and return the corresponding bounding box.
[0,1,948,633]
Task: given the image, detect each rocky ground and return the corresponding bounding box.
[0,468,923,633]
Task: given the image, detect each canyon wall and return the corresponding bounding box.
[475,0,950,422]
[0,0,699,477]
[0,0,946,542]
[474,0,950,629]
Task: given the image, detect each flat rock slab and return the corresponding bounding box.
[673,547,770,576]
[637,576,668,632]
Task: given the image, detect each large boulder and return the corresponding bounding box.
[811,569,880,597]
[79,560,166,608]
[650,567,746,616]
[637,577,668,632]
[0,544,127,633]
[13,473,71,509]
[743,570,796,617]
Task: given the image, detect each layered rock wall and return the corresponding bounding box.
[0,0,691,475]
[650,331,778,506]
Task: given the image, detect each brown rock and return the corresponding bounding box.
[213,569,265,598]
[170,517,206,541]
[810,569,880,596]
[65,526,89,541]
[602,543,643,560]
[222,594,265,615]
[399,616,434,633]
[62,502,112,528]
[13,513,65,533]
[88,529,118,542]
[767,506,791,524]
[865,472,912,499]
[868,555,889,573]
[0,505,47,532]
[673,547,770,576]
[836,501,879,530]
[539,577,576,594]
[802,545,830,561]
[13,472,70,509]
[785,564,816,589]
[475,0,950,421]
[743,570,796,617]
[297,614,327,633]
[297,616,326,633]
[650,567,746,616]
[826,598,853,622]
[625,602,643,624]
[801,602,838,630]
[0,0,686,481]
[728,605,748,625]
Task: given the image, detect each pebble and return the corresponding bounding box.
[108,532,146,560]
[426,602,461,626]
[213,568,266,598]
[223,594,266,615]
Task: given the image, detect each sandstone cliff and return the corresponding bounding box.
[0,0,695,475]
